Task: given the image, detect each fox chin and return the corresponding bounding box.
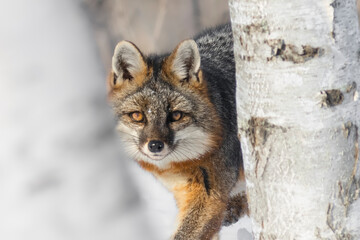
[108,23,248,240]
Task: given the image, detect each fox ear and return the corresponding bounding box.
[166,39,201,84]
[111,41,146,88]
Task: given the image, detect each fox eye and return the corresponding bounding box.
[129,111,145,122]
[170,111,183,122]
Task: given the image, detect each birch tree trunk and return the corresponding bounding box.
[229,0,360,239]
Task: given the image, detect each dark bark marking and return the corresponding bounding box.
[239,22,270,62]
[246,117,284,148]
[243,22,270,35]
[266,39,325,63]
[247,117,273,177]
[330,0,341,8]
[320,89,344,107]
[346,82,357,93]
[245,117,286,178]
[342,121,353,139]
[239,55,254,61]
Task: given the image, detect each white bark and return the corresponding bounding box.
[0,1,153,240]
[229,0,360,239]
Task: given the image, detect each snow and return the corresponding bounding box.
[0,0,252,239]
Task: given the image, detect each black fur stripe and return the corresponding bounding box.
[199,167,211,195]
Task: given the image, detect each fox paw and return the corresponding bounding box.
[222,193,248,226]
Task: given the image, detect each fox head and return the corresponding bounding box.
[108,40,222,169]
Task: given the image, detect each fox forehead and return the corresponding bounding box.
[117,80,196,115]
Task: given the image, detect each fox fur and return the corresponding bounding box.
[107,23,247,240]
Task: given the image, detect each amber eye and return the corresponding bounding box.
[170,111,183,122]
[129,111,144,122]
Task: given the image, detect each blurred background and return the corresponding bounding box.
[83,0,230,70]
[1,0,358,240]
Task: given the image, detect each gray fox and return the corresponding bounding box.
[107,23,247,240]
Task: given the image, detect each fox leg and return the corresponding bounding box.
[172,167,231,240]
[211,233,220,240]
[171,177,228,240]
[222,193,248,226]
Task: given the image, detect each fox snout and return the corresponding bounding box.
[148,140,164,153]
[141,139,170,161]
[137,119,174,161]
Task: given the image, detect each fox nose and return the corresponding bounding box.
[148,140,164,153]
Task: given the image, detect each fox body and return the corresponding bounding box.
[108,24,247,240]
